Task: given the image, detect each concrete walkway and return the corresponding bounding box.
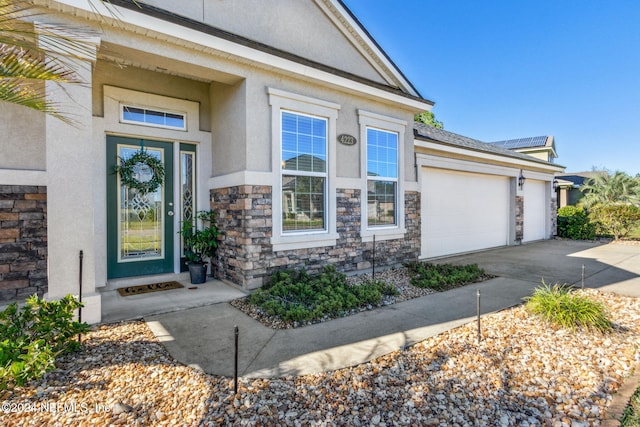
[104,240,640,379]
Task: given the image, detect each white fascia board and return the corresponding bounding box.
[51,0,431,111]
[414,139,566,173]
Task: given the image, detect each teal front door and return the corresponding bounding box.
[107,136,175,279]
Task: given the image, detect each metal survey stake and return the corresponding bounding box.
[372,234,376,280]
[78,250,83,344]
[234,325,239,395]
[477,289,481,344]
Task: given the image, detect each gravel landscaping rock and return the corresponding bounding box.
[2,288,639,426]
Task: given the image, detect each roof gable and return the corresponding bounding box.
[113,0,422,98]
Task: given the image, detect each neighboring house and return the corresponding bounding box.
[0,0,563,324]
[490,136,558,163]
[554,171,607,208]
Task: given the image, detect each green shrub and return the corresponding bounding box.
[248,266,398,323]
[589,204,640,240]
[621,384,640,426]
[405,262,485,291]
[557,206,596,240]
[523,282,612,333]
[0,294,90,389]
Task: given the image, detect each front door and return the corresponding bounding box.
[107,136,175,279]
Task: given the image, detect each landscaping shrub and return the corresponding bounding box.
[0,295,90,389]
[523,282,612,333]
[248,266,398,323]
[589,204,640,240]
[557,206,596,240]
[621,385,640,426]
[405,262,486,291]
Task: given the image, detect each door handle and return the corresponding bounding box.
[167,211,174,216]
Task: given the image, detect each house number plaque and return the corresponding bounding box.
[337,134,357,146]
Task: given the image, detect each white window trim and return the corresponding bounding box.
[359,109,407,242]
[268,88,340,251]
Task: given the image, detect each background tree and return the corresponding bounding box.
[414,110,444,129]
[580,171,640,209]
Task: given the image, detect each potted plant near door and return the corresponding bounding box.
[179,210,219,284]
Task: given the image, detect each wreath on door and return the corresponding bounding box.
[114,149,165,194]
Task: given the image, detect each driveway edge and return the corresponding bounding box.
[602,361,640,426]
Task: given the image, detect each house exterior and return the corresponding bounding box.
[0,0,563,324]
[554,172,607,208]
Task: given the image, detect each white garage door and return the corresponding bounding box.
[421,168,510,258]
[523,179,547,242]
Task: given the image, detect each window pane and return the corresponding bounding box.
[367,128,398,179]
[282,175,325,231]
[282,113,297,133]
[297,154,313,172]
[367,180,396,227]
[282,132,297,153]
[166,113,185,129]
[145,109,165,125]
[123,106,145,123]
[281,112,327,172]
[122,105,185,130]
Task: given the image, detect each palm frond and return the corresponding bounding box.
[0,77,76,125]
[0,0,97,122]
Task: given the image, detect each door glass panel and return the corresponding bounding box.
[118,145,164,262]
[180,149,196,256]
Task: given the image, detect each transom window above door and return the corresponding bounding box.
[121,104,186,131]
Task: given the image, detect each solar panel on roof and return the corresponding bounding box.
[490,136,547,149]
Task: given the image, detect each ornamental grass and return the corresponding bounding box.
[523,281,613,333]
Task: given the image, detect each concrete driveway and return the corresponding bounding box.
[146,240,640,378]
[437,239,640,297]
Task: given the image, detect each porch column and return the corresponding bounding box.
[39,24,102,324]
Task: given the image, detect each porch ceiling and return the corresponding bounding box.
[98,42,244,85]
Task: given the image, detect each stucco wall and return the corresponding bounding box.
[92,60,213,131]
[0,101,46,170]
[211,81,249,175]
[139,0,386,85]
[238,67,417,180]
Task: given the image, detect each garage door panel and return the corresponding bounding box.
[422,168,510,258]
[523,180,547,242]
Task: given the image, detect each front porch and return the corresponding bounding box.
[100,273,246,324]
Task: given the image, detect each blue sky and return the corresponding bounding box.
[342,0,640,175]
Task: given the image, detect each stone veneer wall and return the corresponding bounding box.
[515,195,524,242]
[550,197,558,237]
[211,186,420,289]
[0,186,48,302]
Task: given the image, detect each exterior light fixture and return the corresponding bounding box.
[518,170,526,190]
[552,178,559,190]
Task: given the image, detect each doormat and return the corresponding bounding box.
[117,281,184,297]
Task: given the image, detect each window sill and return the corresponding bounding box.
[361,227,406,242]
[271,233,339,252]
